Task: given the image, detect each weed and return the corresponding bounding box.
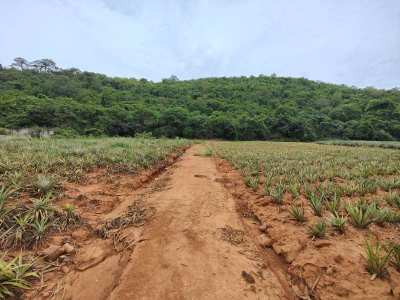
[219,226,245,246]
[201,147,213,157]
[56,204,80,229]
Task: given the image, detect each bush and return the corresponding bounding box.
[53,127,79,138]
[0,128,8,135]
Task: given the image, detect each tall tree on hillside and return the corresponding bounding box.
[31,59,58,72]
[11,57,30,70]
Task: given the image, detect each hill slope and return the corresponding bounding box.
[0,68,399,140]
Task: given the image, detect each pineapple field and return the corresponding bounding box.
[0,139,399,299]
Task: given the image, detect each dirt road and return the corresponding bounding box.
[60,145,293,299]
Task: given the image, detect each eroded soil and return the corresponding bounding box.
[27,145,295,300]
[25,144,399,300]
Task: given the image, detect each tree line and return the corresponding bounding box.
[0,57,399,141]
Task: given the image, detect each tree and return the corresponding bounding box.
[31,59,58,72]
[162,75,179,82]
[11,57,29,70]
[0,61,399,141]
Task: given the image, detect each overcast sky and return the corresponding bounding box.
[0,0,399,88]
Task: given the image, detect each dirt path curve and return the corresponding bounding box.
[63,145,293,300]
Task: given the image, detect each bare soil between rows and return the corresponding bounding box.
[24,145,295,299]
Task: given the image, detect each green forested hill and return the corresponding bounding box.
[0,66,399,141]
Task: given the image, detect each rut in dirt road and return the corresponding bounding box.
[64,145,294,300]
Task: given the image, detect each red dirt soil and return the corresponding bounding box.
[26,145,295,300]
[23,144,400,300]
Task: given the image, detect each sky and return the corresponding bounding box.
[0,0,399,88]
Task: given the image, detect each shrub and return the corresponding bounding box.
[0,128,8,135]
[53,127,79,138]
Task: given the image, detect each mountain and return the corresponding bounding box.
[0,67,399,141]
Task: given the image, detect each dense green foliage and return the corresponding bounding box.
[1,66,399,141]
